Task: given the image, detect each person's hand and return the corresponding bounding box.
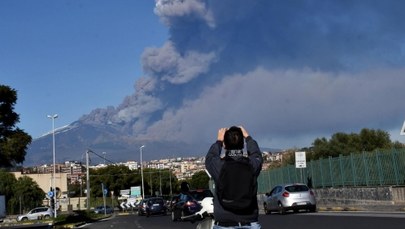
[239,126,249,138]
[217,128,227,141]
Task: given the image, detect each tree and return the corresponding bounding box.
[89,165,140,198]
[307,128,402,161]
[8,176,45,214]
[189,171,209,189]
[0,85,32,167]
[0,169,17,214]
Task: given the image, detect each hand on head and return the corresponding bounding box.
[218,125,249,142]
[238,126,249,138]
[217,128,227,141]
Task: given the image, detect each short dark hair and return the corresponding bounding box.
[224,126,244,150]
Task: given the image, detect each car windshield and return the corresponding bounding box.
[285,185,309,192]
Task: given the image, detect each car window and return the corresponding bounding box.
[285,185,309,192]
[190,190,213,201]
[151,198,164,204]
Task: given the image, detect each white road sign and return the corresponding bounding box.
[295,151,307,168]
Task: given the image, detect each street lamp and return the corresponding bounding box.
[140,145,145,199]
[102,152,106,165]
[47,114,58,218]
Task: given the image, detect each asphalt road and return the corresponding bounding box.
[79,211,405,229]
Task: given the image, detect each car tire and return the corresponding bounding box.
[278,203,285,215]
[44,215,50,219]
[309,205,317,212]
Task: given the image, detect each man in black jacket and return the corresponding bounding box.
[205,126,263,229]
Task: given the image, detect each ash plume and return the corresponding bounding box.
[81,0,405,151]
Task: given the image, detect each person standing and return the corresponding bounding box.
[205,126,263,229]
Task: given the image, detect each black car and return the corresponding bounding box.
[190,189,213,202]
[138,197,167,217]
[171,189,213,221]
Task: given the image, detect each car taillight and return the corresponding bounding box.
[310,190,315,196]
[185,201,196,207]
[282,192,290,197]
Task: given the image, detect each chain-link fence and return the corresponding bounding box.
[258,148,405,194]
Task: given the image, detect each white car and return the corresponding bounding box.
[17,207,53,221]
[263,183,316,214]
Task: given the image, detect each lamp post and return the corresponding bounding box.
[47,114,58,218]
[140,145,145,199]
[102,152,106,165]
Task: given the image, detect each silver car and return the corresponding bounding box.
[263,183,316,214]
[17,207,53,221]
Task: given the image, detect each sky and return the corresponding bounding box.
[2,0,405,152]
[1,0,168,138]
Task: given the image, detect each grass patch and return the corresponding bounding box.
[53,210,108,228]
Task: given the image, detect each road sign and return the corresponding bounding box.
[103,189,108,195]
[295,151,307,168]
[48,191,54,198]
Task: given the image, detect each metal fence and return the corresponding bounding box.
[257,148,405,194]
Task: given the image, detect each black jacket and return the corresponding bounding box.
[205,136,263,223]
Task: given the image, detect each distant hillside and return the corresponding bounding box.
[25,120,209,166]
[25,120,281,166]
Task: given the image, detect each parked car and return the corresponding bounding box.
[263,183,316,215]
[138,197,167,217]
[17,207,53,221]
[93,205,114,214]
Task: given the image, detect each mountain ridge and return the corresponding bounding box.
[25,120,282,166]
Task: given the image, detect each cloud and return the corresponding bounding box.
[154,0,215,28]
[83,0,405,150]
[138,67,405,148]
[142,41,218,84]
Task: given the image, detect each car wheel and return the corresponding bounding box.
[21,217,28,221]
[263,203,270,215]
[278,203,285,215]
[44,215,50,219]
[309,205,317,212]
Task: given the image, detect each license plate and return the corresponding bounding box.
[297,202,307,205]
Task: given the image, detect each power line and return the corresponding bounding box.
[87,149,116,165]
